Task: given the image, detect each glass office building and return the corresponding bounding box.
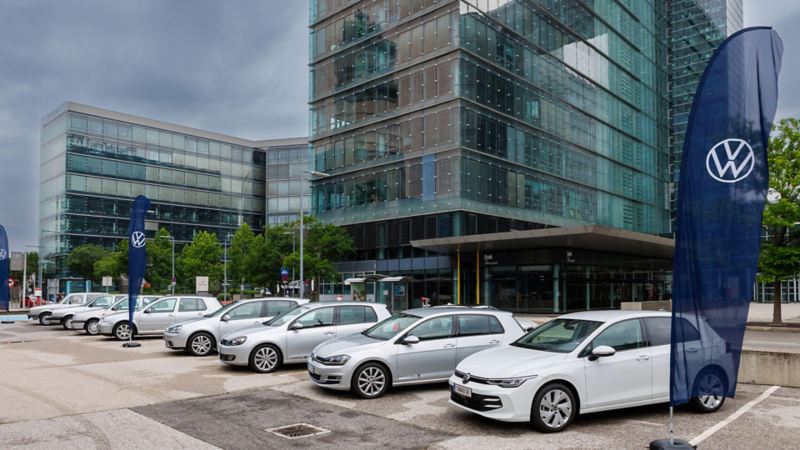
[40,102,306,286]
[308,0,688,312]
[265,142,312,225]
[667,0,742,230]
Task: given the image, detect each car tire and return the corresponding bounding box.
[61,315,74,330]
[85,319,100,336]
[188,332,216,357]
[530,383,577,433]
[351,362,391,399]
[690,368,727,413]
[38,312,52,326]
[113,322,135,341]
[249,344,282,373]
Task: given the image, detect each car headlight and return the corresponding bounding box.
[227,336,247,346]
[485,375,538,388]
[317,354,350,366]
[166,325,181,333]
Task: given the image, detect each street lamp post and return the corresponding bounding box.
[282,230,296,296]
[299,170,330,299]
[223,233,233,302]
[167,236,176,295]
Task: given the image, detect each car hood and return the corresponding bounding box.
[171,316,213,329]
[314,333,386,357]
[456,345,569,378]
[58,305,102,315]
[221,324,280,340]
[30,304,72,314]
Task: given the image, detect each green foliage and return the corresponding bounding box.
[67,244,110,281]
[177,231,223,293]
[243,226,293,291]
[145,228,174,293]
[25,252,38,277]
[759,118,800,323]
[228,223,255,291]
[93,239,128,281]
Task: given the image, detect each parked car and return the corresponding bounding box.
[49,294,123,329]
[98,296,222,340]
[218,302,391,373]
[164,297,309,356]
[71,295,161,335]
[308,307,527,398]
[27,292,106,325]
[448,310,733,433]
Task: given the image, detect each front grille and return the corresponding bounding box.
[308,370,342,385]
[454,370,491,385]
[451,387,503,412]
[309,370,321,381]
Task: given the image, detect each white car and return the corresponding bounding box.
[164,297,309,356]
[28,292,107,325]
[49,294,124,330]
[71,295,161,335]
[449,311,732,432]
[98,296,222,340]
[218,302,391,373]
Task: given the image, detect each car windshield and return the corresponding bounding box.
[512,319,602,353]
[205,301,242,318]
[264,305,307,326]
[110,297,146,311]
[362,313,421,340]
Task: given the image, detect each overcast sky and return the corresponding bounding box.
[0,1,797,251]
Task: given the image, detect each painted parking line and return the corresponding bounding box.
[689,385,781,446]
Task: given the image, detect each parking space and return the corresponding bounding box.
[2,320,800,449]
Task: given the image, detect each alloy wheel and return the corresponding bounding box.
[253,346,278,372]
[357,366,386,397]
[191,335,213,355]
[115,323,132,340]
[86,320,99,335]
[539,388,573,429]
[697,373,724,409]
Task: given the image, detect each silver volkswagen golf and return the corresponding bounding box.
[164,297,309,356]
[218,302,391,373]
[98,295,222,340]
[308,307,527,398]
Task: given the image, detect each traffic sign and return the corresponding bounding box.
[280,267,289,283]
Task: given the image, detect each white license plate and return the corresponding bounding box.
[454,384,472,398]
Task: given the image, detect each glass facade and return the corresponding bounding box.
[265,143,312,225]
[40,102,305,278]
[668,0,742,230]
[309,0,678,312]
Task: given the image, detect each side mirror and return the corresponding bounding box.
[143,309,151,314]
[588,345,616,361]
[221,314,230,322]
[526,326,536,333]
[401,335,420,345]
[290,322,305,331]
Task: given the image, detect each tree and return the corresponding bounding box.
[759,118,800,324]
[25,252,38,278]
[177,231,223,293]
[67,244,110,281]
[243,225,293,293]
[146,228,174,293]
[228,223,255,292]
[93,239,128,281]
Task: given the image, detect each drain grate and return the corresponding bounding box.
[266,423,331,440]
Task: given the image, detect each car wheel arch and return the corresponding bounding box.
[693,364,729,393]
[188,331,217,350]
[534,379,582,415]
[252,341,284,363]
[353,359,394,388]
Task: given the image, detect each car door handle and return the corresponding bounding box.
[686,348,700,353]
[443,343,455,348]
[323,331,335,335]
[489,339,501,344]
[636,355,650,362]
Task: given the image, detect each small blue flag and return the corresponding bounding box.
[671,27,783,406]
[127,195,150,333]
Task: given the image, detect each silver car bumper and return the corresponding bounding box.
[98,321,115,335]
[307,358,350,390]
[218,344,250,366]
[163,332,188,350]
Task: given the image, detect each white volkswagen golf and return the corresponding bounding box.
[449,310,732,432]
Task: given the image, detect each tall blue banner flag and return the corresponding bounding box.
[0,225,9,311]
[671,27,782,406]
[127,195,151,331]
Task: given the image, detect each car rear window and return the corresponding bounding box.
[458,315,504,336]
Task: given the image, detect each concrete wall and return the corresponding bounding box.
[739,349,800,388]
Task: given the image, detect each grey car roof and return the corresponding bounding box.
[307,301,389,308]
[401,307,513,318]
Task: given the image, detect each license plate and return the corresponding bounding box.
[454,384,472,398]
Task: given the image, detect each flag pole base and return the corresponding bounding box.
[122,342,141,348]
[649,439,695,449]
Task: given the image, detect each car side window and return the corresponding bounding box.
[228,302,262,320]
[266,300,294,317]
[643,317,671,347]
[296,307,335,328]
[179,298,204,312]
[148,298,177,313]
[338,306,372,325]
[409,315,454,341]
[365,307,378,323]
[458,314,504,336]
[589,319,645,352]
[674,318,702,342]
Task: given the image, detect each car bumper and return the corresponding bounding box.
[27,313,38,319]
[306,358,351,390]
[447,375,535,422]
[163,332,188,350]
[98,322,115,335]
[218,344,250,366]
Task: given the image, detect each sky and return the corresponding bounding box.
[0,0,797,251]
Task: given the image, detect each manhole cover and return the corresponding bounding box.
[266,423,330,440]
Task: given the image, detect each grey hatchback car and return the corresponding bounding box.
[308,307,527,398]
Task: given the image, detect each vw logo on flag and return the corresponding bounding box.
[0,249,6,260]
[705,138,755,183]
[131,231,147,248]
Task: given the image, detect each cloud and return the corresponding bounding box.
[0,0,308,250]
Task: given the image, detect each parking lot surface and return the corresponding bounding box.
[2,319,800,449]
